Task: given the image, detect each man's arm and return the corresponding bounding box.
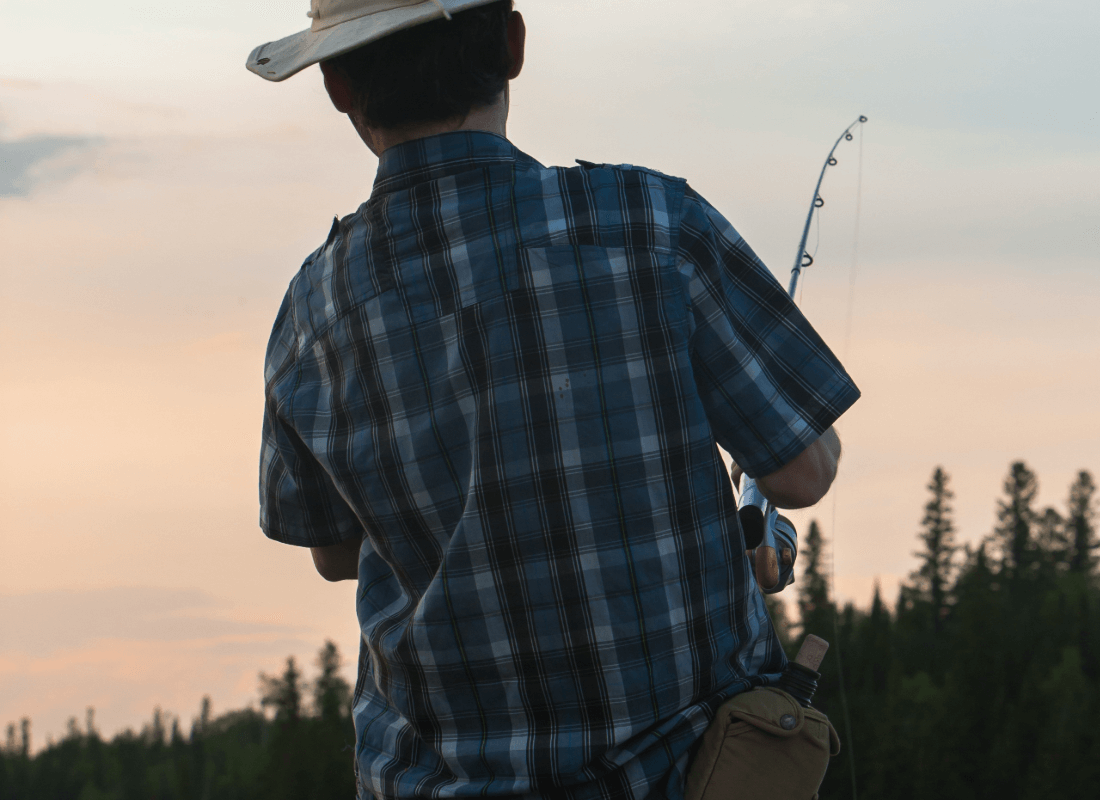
[310,534,363,582]
[730,427,841,509]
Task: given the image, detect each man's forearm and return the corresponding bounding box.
[733,428,841,510]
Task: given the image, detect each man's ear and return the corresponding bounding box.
[506,11,525,80]
[319,60,356,113]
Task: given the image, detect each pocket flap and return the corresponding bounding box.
[723,687,805,738]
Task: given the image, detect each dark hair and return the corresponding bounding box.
[328,1,514,129]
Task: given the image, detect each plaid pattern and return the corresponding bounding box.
[259,132,859,800]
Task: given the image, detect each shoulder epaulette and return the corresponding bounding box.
[574,159,681,182]
[324,214,341,246]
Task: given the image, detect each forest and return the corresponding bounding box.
[1,461,1096,799]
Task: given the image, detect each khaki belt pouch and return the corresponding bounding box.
[684,687,841,800]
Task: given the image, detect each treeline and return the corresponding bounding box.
[2,462,1096,799]
[783,462,1100,799]
[0,643,357,800]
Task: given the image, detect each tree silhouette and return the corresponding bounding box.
[259,658,304,724]
[312,640,352,722]
[911,466,958,633]
[993,461,1038,576]
[0,642,359,800]
[1067,470,1097,575]
[798,519,833,638]
[764,595,794,652]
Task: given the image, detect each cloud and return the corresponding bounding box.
[0,133,101,197]
[0,587,307,656]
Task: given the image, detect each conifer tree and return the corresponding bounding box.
[145,706,166,747]
[260,657,304,723]
[764,595,794,652]
[1066,470,1097,575]
[798,520,833,637]
[1035,507,1066,569]
[911,466,958,631]
[313,640,352,721]
[864,582,892,692]
[993,461,1038,576]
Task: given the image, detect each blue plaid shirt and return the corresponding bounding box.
[260,132,859,800]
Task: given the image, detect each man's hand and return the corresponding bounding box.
[310,534,363,582]
[732,427,842,509]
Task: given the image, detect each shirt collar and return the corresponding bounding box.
[372,131,535,196]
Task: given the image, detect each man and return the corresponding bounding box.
[248,2,858,798]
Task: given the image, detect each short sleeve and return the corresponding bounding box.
[676,186,860,478]
[258,292,362,548]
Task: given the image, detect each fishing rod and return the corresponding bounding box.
[787,115,868,298]
[737,114,868,594]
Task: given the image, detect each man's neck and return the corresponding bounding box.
[359,91,509,156]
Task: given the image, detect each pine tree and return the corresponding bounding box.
[911,466,958,632]
[144,706,167,747]
[312,641,352,722]
[864,582,892,693]
[993,461,1038,576]
[1035,507,1066,570]
[764,595,794,653]
[260,657,304,723]
[798,520,833,637]
[1066,470,1097,575]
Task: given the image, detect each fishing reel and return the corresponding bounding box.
[734,471,797,594]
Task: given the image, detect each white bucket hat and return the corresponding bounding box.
[247,0,502,82]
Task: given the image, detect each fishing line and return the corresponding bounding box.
[842,123,864,360]
[791,116,867,800]
[738,114,868,798]
[829,488,858,800]
[827,120,865,800]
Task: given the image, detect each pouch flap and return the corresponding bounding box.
[723,687,804,737]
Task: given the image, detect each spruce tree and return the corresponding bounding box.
[798,520,833,638]
[993,461,1038,576]
[1066,470,1097,575]
[1034,507,1066,571]
[260,657,304,723]
[764,595,794,653]
[911,466,958,632]
[312,640,352,722]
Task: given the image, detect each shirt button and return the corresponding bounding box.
[780,714,797,730]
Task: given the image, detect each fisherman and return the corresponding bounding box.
[247,2,858,798]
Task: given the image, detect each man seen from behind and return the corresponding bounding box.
[248,2,859,798]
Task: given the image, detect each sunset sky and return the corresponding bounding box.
[2,0,1097,747]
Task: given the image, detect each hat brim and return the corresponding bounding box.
[246,0,499,82]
